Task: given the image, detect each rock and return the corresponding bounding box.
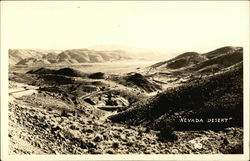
[120,134,126,141]
[88,148,101,154]
[86,142,96,149]
[51,126,61,133]
[69,125,77,130]
[144,150,152,154]
[84,98,95,105]
[102,134,109,140]
[126,142,133,146]
[113,134,120,139]
[112,142,119,149]
[61,110,68,117]
[171,149,178,154]
[105,149,115,154]
[93,134,104,142]
[194,143,203,150]
[83,128,94,133]
[145,127,151,133]
[223,138,229,145]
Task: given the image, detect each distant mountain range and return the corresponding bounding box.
[9,46,243,67]
[9,49,131,66]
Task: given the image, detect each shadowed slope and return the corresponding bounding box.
[109,63,243,131]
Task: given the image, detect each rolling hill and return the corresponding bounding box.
[9,49,59,65]
[189,47,243,74]
[150,46,242,72]
[9,49,132,66]
[151,52,207,69]
[202,46,242,59]
[27,67,87,77]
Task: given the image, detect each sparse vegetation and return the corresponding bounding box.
[8,46,243,154]
[109,63,243,131]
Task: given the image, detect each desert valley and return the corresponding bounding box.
[8,46,243,154]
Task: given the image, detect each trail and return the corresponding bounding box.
[9,85,39,98]
[78,90,104,100]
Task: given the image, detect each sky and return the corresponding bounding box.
[1,1,249,54]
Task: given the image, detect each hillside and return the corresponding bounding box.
[189,47,243,74]
[110,46,243,130]
[109,73,162,93]
[9,49,61,65]
[202,46,242,59]
[27,67,87,77]
[26,67,56,75]
[109,62,243,131]
[151,52,207,70]
[9,49,132,66]
[150,46,242,72]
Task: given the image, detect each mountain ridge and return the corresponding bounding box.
[150,46,242,70]
[9,49,132,66]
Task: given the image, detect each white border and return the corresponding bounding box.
[1,1,249,161]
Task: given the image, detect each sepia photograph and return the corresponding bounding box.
[1,1,249,161]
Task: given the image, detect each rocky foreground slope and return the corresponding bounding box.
[9,82,243,154]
